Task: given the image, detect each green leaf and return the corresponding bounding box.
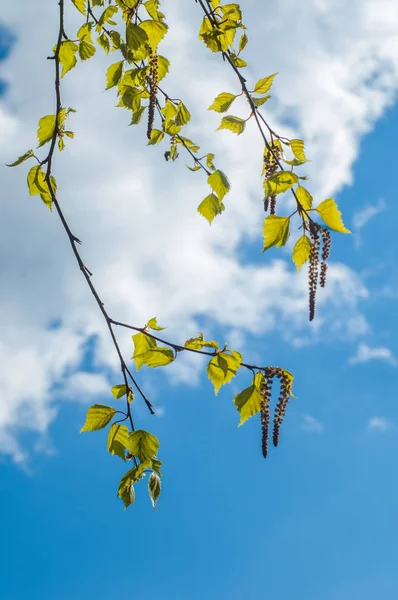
[145,0,164,21]
[118,460,150,497]
[79,40,96,60]
[139,20,168,48]
[208,169,230,201]
[105,60,124,90]
[77,23,93,43]
[148,472,161,511]
[27,165,48,196]
[252,95,270,107]
[108,423,129,460]
[217,115,246,135]
[184,333,218,351]
[175,101,191,127]
[37,115,56,147]
[127,430,159,461]
[263,215,290,251]
[207,351,242,395]
[239,33,248,52]
[130,106,146,125]
[6,149,34,167]
[97,33,110,54]
[231,56,247,68]
[80,404,116,432]
[138,347,175,368]
[197,193,225,224]
[59,40,79,77]
[147,317,166,331]
[98,5,118,25]
[126,22,148,51]
[264,171,298,199]
[253,73,278,94]
[234,372,265,426]
[157,55,170,81]
[316,198,351,233]
[72,0,86,14]
[119,483,136,509]
[132,332,157,370]
[296,185,313,212]
[206,153,215,170]
[151,458,163,476]
[147,129,164,145]
[290,139,308,162]
[292,235,311,272]
[111,384,128,399]
[208,92,237,113]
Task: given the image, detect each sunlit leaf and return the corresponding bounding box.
[6,149,34,167]
[234,372,265,426]
[264,171,298,199]
[138,347,175,368]
[296,185,313,212]
[292,235,311,272]
[263,215,290,251]
[290,139,308,162]
[59,40,79,77]
[147,129,164,145]
[252,94,270,107]
[126,22,148,51]
[217,115,246,135]
[316,198,351,233]
[97,33,110,54]
[80,404,117,432]
[208,92,237,113]
[37,115,56,147]
[253,73,278,94]
[139,20,168,48]
[72,0,86,15]
[132,332,157,370]
[207,169,230,201]
[197,193,225,224]
[111,384,128,399]
[147,317,166,331]
[27,165,48,196]
[127,430,159,461]
[184,333,218,351]
[207,351,242,395]
[175,101,191,127]
[105,60,124,90]
[239,33,248,52]
[108,423,129,460]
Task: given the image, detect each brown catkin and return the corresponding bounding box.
[263,143,281,214]
[308,223,321,321]
[320,228,331,288]
[260,377,272,458]
[147,50,158,140]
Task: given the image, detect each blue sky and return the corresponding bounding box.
[1,1,398,599]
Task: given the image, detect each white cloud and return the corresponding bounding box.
[302,414,324,434]
[0,0,397,461]
[62,372,110,401]
[349,343,397,366]
[353,198,387,232]
[368,416,392,431]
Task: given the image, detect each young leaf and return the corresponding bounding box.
[6,149,34,167]
[264,171,298,199]
[316,199,351,233]
[290,139,308,162]
[207,170,230,201]
[208,92,237,113]
[148,472,161,510]
[27,165,48,196]
[239,33,248,52]
[253,73,278,94]
[37,115,56,147]
[207,351,242,395]
[59,41,79,77]
[234,372,265,426]
[263,215,290,251]
[118,460,151,500]
[137,347,175,368]
[157,55,170,81]
[111,384,128,399]
[139,20,168,49]
[296,185,313,212]
[105,60,124,90]
[217,115,246,135]
[252,95,270,107]
[132,332,157,370]
[119,483,136,509]
[97,33,110,54]
[108,423,129,460]
[147,129,164,145]
[184,333,218,351]
[197,193,225,224]
[126,22,148,51]
[292,235,311,272]
[80,404,117,432]
[130,106,146,125]
[147,317,166,331]
[175,102,191,127]
[72,0,86,14]
[127,430,159,461]
[79,40,96,60]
